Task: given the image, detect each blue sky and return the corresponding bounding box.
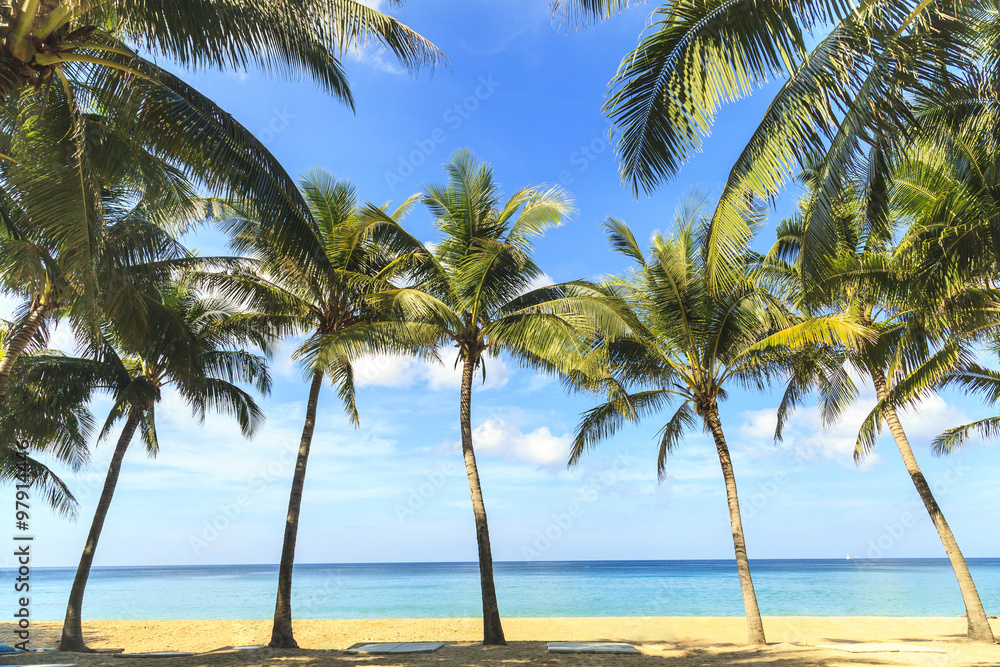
[3,0,1000,569]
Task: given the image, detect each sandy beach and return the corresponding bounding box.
[2,617,998,666]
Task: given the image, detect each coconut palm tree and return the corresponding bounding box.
[368,150,629,645]
[769,157,997,643]
[196,171,434,648]
[567,196,868,646]
[0,0,442,338]
[59,280,271,652]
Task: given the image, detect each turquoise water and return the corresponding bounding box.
[5,559,999,620]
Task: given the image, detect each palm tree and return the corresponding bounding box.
[199,171,432,648]
[370,150,626,645]
[59,280,271,652]
[567,196,868,646]
[0,103,197,412]
[1,0,442,342]
[769,159,997,643]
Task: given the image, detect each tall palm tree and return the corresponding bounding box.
[59,281,271,652]
[567,197,868,646]
[199,171,432,648]
[371,150,624,645]
[770,159,997,643]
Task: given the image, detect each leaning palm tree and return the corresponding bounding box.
[370,150,624,645]
[199,172,432,648]
[59,281,271,652]
[567,196,868,646]
[770,158,997,643]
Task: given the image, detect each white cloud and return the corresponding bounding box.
[353,354,424,388]
[738,409,777,442]
[470,418,572,467]
[354,353,512,392]
[346,44,405,75]
[425,356,511,391]
[736,392,972,468]
[522,272,554,295]
[526,372,554,392]
[46,319,78,354]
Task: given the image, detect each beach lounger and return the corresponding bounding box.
[547,642,640,654]
[112,652,197,658]
[346,642,445,654]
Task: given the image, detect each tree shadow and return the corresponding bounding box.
[9,641,911,667]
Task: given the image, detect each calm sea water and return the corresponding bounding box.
[5,559,999,620]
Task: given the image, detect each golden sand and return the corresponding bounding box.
[2,617,999,666]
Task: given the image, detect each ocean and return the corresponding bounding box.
[6,559,1000,621]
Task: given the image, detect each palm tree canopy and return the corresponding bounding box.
[92,279,272,455]
[1,0,444,101]
[370,150,627,382]
[761,153,1000,463]
[194,171,439,425]
[0,0,443,303]
[557,0,984,297]
[0,336,101,516]
[570,193,870,476]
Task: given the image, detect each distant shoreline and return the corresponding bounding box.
[5,556,1000,570]
[7,560,999,620]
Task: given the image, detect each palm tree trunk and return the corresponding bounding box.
[460,354,506,645]
[269,369,324,649]
[705,404,766,646]
[870,369,995,643]
[59,407,143,652]
[0,300,49,412]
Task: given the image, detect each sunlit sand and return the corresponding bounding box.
[3,617,999,665]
